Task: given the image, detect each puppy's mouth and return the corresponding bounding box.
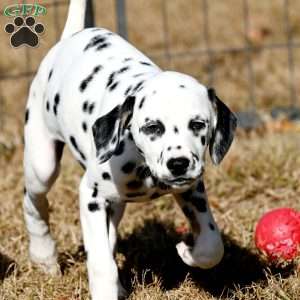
[164,177,194,186]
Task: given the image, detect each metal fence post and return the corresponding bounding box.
[85,0,95,28]
[115,0,128,39]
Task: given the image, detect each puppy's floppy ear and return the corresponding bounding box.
[92,96,135,163]
[208,88,237,165]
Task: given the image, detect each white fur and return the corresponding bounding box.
[61,0,87,39]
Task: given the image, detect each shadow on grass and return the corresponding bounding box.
[0,253,16,281]
[118,220,295,297]
[58,244,87,275]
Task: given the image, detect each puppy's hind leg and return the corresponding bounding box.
[24,101,64,275]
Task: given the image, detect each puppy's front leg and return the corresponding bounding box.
[174,181,224,269]
[80,173,118,300]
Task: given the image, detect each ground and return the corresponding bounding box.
[1,0,300,299]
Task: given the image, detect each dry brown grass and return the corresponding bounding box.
[1,0,300,299]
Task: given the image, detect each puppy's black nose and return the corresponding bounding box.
[167,157,190,176]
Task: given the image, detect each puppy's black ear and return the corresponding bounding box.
[92,96,135,163]
[208,88,237,165]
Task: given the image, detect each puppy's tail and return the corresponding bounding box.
[61,0,87,39]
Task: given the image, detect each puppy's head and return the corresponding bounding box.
[93,71,237,190]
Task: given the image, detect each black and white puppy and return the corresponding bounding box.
[23,1,237,299]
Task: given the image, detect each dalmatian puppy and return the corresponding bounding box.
[23,0,237,299]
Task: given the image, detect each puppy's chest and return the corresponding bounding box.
[99,143,169,202]
[115,160,169,202]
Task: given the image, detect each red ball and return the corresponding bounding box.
[255,208,300,261]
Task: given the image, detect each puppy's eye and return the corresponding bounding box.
[189,120,206,131]
[141,121,165,136]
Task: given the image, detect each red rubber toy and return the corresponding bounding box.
[255,208,300,261]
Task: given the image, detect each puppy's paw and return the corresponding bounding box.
[30,253,61,276]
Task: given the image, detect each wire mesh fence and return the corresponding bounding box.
[0,0,299,130]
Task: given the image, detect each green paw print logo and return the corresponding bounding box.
[3,3,47,48]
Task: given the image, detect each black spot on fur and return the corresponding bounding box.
[84,35,107,51]
[118,66,130,74]
[209,222,215,231]
[167,146,171,151]
[82,101,88,112]
[48,69,53,81]
[182,190,207,212]
[177,145,181,150]
[174,126,179,134]
[136,147,144,155]
[124,86,132,96]
[139,97,146,109]
[25,109,29,124]
[124,58,132,62]
[70,136,86,160]
[99,152,113,163]
[127,180,143,189]
[24,187,27,194]
[133,73,146,78]
[94,65,102,73]
[54,94,60,105]
[192,152,199,162]
[82,122,88,132]
[132,81,144,94]
[114,140,125,156]
[80,78,90,92]
[109,81,119,91]
[46,101,50,111]
[121,161,136,174]
[159,151,163,164]
[102,172,111,180]
[96,42,111,51]
[182,206,196,223]
[88,202,100,212]
[136,166,151,180]
[128,132,134,141]
[179,84,185,88]
[79,66,102,92]
[107,72,116,88]
[92,186,98,198]
[88,103,95,114]
[140,61,152,66]
[201,136,206,146]
[53,93,60,115]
